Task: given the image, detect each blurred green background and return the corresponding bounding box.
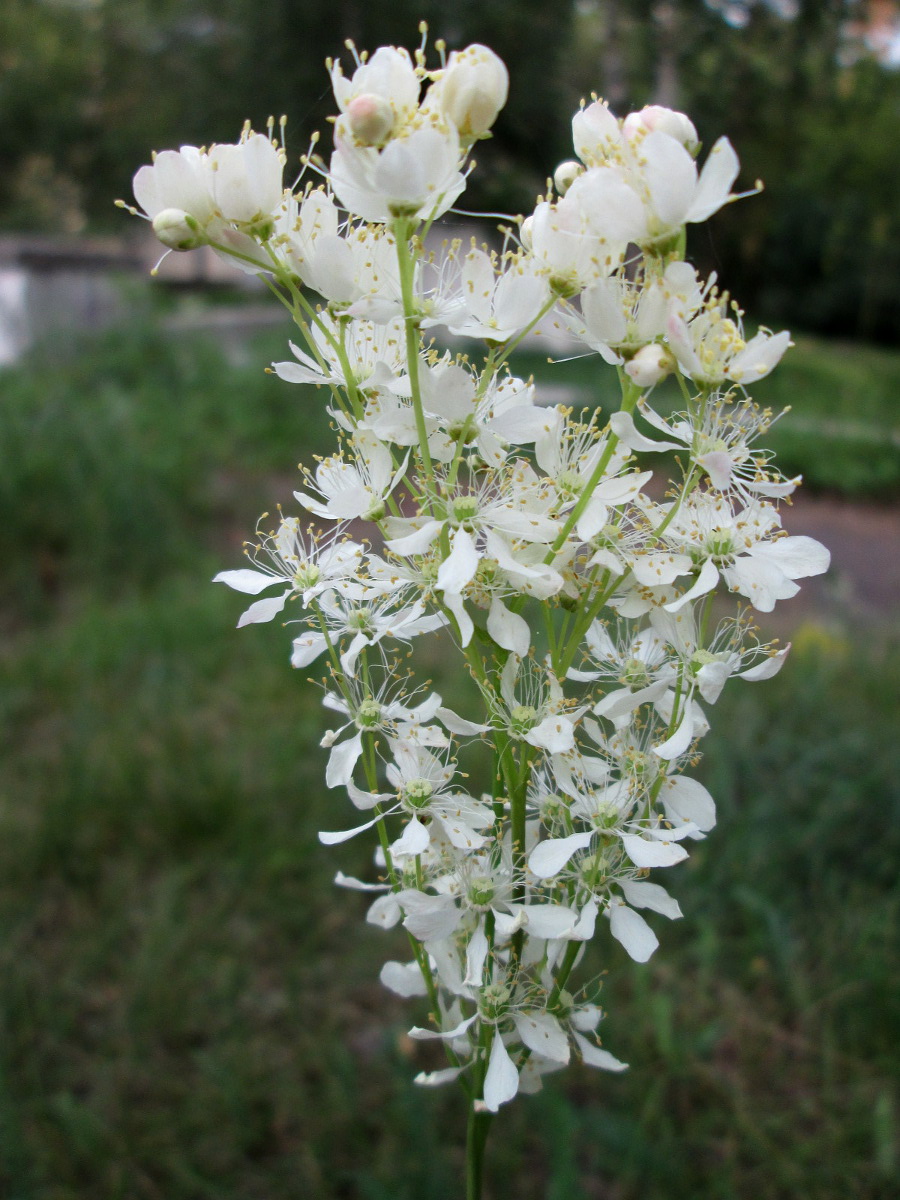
[1,2,899,1198]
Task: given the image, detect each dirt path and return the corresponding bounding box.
[779,495,899,624]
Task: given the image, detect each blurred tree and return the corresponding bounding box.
[0,0,896,340]
[564,0,900,340]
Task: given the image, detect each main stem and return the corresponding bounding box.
[466,1106,494,1200]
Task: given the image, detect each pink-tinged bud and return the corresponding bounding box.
[151,207,203,250]
[439,44,509,138]
[553,160,582,196]
[624,343,674,388]
[346,93,395,146]
[624,106,700,156]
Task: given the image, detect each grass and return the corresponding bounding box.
[0,318,897,1198]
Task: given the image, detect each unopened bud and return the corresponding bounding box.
[439,44,509,138]
[624,105,700,156]
[624,343,674,388]
[151,208,202,251]
[346,93,395,146]
[553,160,582,196]
[519,215,534,250]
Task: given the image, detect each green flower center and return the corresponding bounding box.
[468,875,496,908]
[623,656,651,690]
[451,496,480,527]
[510,704,538,736]
[355,698,382,729]
[402,778,434,810]
[293,563,321,590]
[705,531,735,562]
[347,608,375,634]
[556,468,583,498]
[480,982,511,1020]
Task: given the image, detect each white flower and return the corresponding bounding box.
[133,146,217,242]
[272,315,407,392]
[667,302,792,388]
[565,261,699,372]
[429,44,509,140]
[622,105,699,155]
[208,132,285,232]
[632,393,800,501]
[626,130,742,250]
[644,493,831,613]
[448,248,550,342]
[329,121,467,223]
[291,584,446,674]
[212,517,363,626]
[526,170,639,295]
[295,431,407,522]
[494,655,584,755]
[331,45,422,132]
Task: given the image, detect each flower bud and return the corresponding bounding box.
[552,160,582,196]
[151,207,203,251]
[519,215,534,251]
[346,93,395,146]
[438,44,509,138]
[624,343,674,388]
[624,106,700,156]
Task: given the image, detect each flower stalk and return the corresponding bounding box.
[128,31,831,1196]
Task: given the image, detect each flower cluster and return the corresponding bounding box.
[130,33,828,1119]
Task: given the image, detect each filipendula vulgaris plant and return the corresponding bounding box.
[123,27,830,1198]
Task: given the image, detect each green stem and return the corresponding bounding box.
[466,1105,494,1200]
[466,1021,496,1200]
[392,217,436,499]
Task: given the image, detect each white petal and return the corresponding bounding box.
[739,644,791,682]
[463,925,490,987]
[318,813,383,845]
[385,519,443,556]
[366,893,402,928]
[400,891,461,941]
[621,833,688,868]
[619,879,683,919]
[526,714,576,755]
[437,527,479,593]
[572,1030,629,1071]
[346,778,392,811]
[290,632,328,668]
[652,703,695,760]
[414,1066,466,1087]
[571,898,599,940]
[609,410,680,452]
[506,902,579,939]
[380,960,429,998]
[334,871,389,892]
[391,816,431,856]
[409,1014,478,1041]
[661,775,717,832]
[664,558,721,612]
[609,901,659,962]
[213,568,280,595]
[528,831,594,879]
[442,590,474,647]
[514,1012,570,1064]
[686,136,740,223]
[482,1032,519,1112]
[436,706,490,736]
[325,731,364,788]
[236,590,290,627]
[487,597,531,657]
